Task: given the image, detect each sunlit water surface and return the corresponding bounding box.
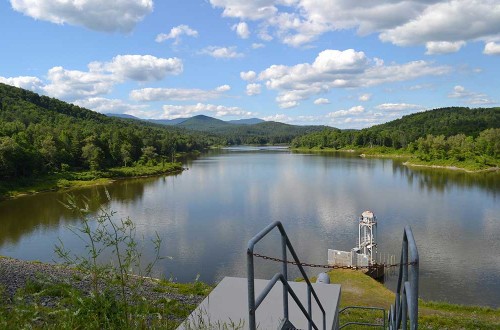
[1,147,499,307]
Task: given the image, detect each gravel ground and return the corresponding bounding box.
[0,256,204,311]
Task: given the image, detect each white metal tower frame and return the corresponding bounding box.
[357,210,377,265]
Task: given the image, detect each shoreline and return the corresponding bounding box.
[0,165,184,202]
[292,147,499,173]
[1,256,498,328]
[0,256,208,328]
[403,161,500,173]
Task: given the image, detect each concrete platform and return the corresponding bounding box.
[178,276,341,329]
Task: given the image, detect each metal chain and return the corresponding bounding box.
[252,253,417,270]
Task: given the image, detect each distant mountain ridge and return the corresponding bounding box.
[106,113,265,126]
[105,113,329,144]
[227,118,265,125]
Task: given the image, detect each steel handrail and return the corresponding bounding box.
[389,225,419,329]
[247,221,326,330]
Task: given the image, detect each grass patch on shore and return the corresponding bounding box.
[404,158,499,172]
[309,270,500,329]
[0,162,183,200]
[0,277,210,330]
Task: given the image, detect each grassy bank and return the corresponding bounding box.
[313,270,500,329]
[292,146,499,172]
[0,257,212,329]
[0,162,183,200]
[1,259,498,329]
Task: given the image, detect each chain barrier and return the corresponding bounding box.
[252,252,417,270]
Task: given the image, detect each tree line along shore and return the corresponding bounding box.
[1,82,499,198]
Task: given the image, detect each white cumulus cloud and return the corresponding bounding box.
[14,54,183,102]
[10,0,153,33]
[155,25,199,44]
[246,83,261,96]
[262,113,292,123]
[240,70,257,81]
[252,43,265,49]
[74,97,148,114]
[375,103,422,112]
[327,106,365,118]
[130,85,231,101]
[380,1,500,47]
[43,66,117,100]
[201,46,244,59]
[101,55,183,82]
[257,48,449,108]
[484,42,500,55]
[0,76,43,91]
[359,93,372,102]
[232,22,250,38]
[313,98,329,105]
[209,0,500,53]
[209,0,277,20]
[425,41,466,55]
[448,85,496,105]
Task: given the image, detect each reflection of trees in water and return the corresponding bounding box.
[0,177,163,247]
[392,162,500,196]
[296,151,381,172]
[0,187,106,247]
[104,177,153,203]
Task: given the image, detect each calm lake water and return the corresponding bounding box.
[1,147,499,307]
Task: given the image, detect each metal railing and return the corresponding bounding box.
[247,221,326,330]
[389,226,419,329]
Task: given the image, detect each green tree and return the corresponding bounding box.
[82,137,104,171]
[120,142,133,167]
[139,146,158,165]
[39,135,58,170]
[477,128,500,158]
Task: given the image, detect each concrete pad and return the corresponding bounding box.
[178,276,341,329]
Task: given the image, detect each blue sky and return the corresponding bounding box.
[1,0,499,128]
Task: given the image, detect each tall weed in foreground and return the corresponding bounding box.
[54,189,165,328]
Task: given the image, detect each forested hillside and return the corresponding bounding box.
[203,120,329,145]
[0,83,215,180]
[292,107,500,169]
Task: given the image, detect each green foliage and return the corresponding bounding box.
[0,280,187,329]
[410,130,500,167]
[156,279,212,297]
[0,163,183,199]
[292,107,500,170]
[0,82,213,180]
[310,270,500,329]
[54,192,166,328]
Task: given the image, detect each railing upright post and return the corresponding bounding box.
[247,249,256,330]
[406,226,419,330]
[412,255,419,329]
[307,285,312,330]
[282,234,289,321]
[402,233,409,329]
[403,235,408,285]
[402,289,407,328]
